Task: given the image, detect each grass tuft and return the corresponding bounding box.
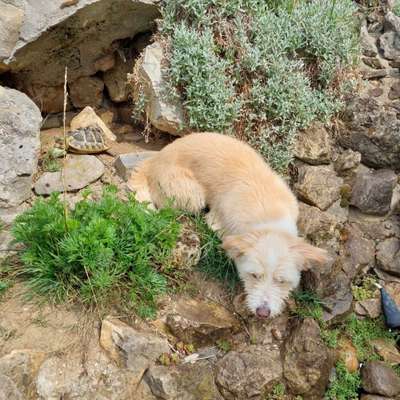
[12,187,181,318]
[325,361,361,400]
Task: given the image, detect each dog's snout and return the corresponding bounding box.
[256,304,271,318]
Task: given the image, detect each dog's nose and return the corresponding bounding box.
[256,304,271,318]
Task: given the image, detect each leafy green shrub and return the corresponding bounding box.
[160,0,359,172]
[12,187,181,318]
[325,361,361,400]
[394,0,400,16]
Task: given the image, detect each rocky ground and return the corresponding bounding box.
[2,0,400,399]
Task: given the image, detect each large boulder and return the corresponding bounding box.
[339,96,400,169]
[0,86,42,208]
[1,0,160,112]
[362,361,400,397]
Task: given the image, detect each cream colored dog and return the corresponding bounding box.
[128,132,327,318]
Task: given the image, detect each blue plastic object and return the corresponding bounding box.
[381,287,400,329]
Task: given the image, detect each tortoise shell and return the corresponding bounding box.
[67,126,109,154]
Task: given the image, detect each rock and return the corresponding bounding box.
[384,11,400,32]
[342,223,376,277]
[134,42,186,135]
[362,361,400,397]
[361,395,396,400]
[70,106,116,141]
[283,318,333,398]
[391,183,400,214]
[34,155,105,195]
[377,238,400,277]
[0,350,46,397]
[146,361,222,400]
[334,149,362,176]
[355,298,382,319]
[0,2,24,67]
[350,168,397,215]
[293,122,332,165]
[370,339,400,365]
[389,81,400,99]
[23,84,69,114]
[216,345,282,399]
[2,1,160,88]
[340,97,400,168]
[247,313,289,346]
[0,374,22,400]
[100,317,169,380]
[165,299,239,346]
[104,56,134,103]
[0,86,42,208]
[297,202,342,251]
[69,76,104,108]
[362,57,386,69]
[0,203,28,225]
[338,338,359,373]
[295,165,343,211]
[114,151,157,181]
[94,53,116,72]
[326,200,349,224]
[361,25,378,57]
[380,31,400,60]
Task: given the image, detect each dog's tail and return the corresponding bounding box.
[127,158,154,205]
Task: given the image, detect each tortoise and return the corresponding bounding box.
[66,126,110,154]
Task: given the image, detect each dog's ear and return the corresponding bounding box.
[291,238,329,270]
[222,234,255,259]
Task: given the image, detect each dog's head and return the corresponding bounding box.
[222,230,328,319]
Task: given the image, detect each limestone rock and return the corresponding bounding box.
[70,106,116,141]
[377,238,400,277]
[370,339,400,365]
[283,318,334,398]
[380,31,400,60]
[340,97,400,168]
[146,362,223,400]
[0,3,24,68]
[34,155,105,195]
[2,0,160,88]
[114,151,157,181]
[69,76,104,109]
[350,168,397,215]
[216,345,282,400]
[165,298,239,346]
[334,149,362,176]
[0,350,46,397]
[293,122,332,165]
[361,395,396,400]
[0,374,22,400]
[94,53,116,72]
[100,317,169,380]
[362,361,400,397]
[295,165,343,211]
[0,86,42,208]
[361,25,378,57]
[104,56,133,103]
[134,42,186,135]
[355,298,382,319]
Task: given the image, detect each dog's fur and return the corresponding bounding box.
[128,132,328,318]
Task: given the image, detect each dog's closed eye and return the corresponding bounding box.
[250,272,263,280]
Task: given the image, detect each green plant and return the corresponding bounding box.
[216,339,231,352]
[192,215,239,289]
[345,314,398,362]
[12,187,181,318]
[325,361,361,400]
[394,0,400,16]
[292,290,339,349]
[160,0,359,173]
[265,382,286,399]
[351,275,378,301]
